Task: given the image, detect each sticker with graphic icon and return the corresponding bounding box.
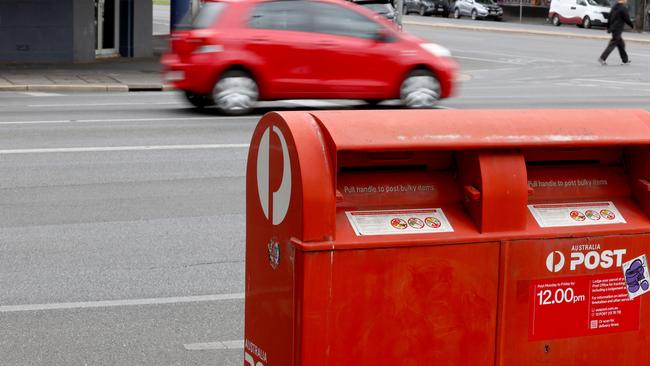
[345,208,454,236]
[408,217,424,229]
[390,218,408,230]
[600,209,616,220]
[622,254,650,300]
[425,217,442,228]
[528,201,626,228]
[585,210,601,221]
[570,211,586,221]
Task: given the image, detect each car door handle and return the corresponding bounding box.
[251,36,270,44]
[316,41,335,48]
[570,6,576,9]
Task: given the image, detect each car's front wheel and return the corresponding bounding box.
[184,91,214,108]
[453,7,461,18]
[582,16,591,28]
[212,70,258,116]
[400,70,441,109]
[471,9,478,20]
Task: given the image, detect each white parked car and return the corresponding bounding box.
[549,0,611,28]
[452,0,503,20]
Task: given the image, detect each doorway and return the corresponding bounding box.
[95,0,120,56]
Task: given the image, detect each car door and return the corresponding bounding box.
[307,1,402,98]
[575,0,588,23]
[561,0,579,23]
[241,1,318,97]
[458,0,468,15]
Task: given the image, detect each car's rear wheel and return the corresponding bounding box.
[400,70,441,109]
[453,7,461,18]
[184,91,214,108]
[471,9,478,20]
[403,5,408,14]
[552,14,561,26]
[582,16,591,28]
[419,6,426,15]
[212,70,258,116]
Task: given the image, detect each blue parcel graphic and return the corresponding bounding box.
[625,259,649,293]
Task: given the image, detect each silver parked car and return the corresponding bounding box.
[452,0,503,20]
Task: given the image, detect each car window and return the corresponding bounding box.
[177,2,226,30]
[248,1,311,32]
[310,2,381,40]
[363,3,393,14]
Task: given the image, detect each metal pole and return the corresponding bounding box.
[395,0,404,29]
[520,0,523,23]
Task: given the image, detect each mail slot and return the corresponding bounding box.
[244,109,650,366]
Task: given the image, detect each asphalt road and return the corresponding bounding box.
[1,23,650,365]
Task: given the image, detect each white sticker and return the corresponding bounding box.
[622,254,650,300]
[345,208,454,236]
[528,201,626,228]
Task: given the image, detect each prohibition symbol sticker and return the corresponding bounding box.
[256,125,291,225]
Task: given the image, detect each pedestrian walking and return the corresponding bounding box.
[598,0,634,65]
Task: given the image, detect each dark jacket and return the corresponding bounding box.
[607,2,633,34]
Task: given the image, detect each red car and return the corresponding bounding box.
[162,0,457,115]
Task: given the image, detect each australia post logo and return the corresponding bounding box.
[255,125,291,225]
[545,244,626,272]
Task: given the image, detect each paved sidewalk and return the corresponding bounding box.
[0,57,167,92]
[0,36,170,93]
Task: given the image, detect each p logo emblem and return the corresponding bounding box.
[546,251,565,273]
[256,126,291,225]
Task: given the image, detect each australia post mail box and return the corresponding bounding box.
[244,109,650,366]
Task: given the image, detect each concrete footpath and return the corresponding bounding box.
[0,57,167,92]
[0,35,170,93]
[1,19,649,93]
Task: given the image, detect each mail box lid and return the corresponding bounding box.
[308,109,650,151]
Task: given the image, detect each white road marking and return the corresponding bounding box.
[0,293,245,313]
[281,99,351,107]
[28,102,182,108]
[454,56,523,64]
[0,144,249,155]
[24,92,64,97]
[453,49,568,63]
[184,340,244,351]
[573,78,650,87]
[0,116,253,125]
[628,52,650,58]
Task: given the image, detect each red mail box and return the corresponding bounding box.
[244,109,650,366]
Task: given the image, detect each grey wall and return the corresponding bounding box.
[0,0,75,63]
[0,0,151,63]
[72,0,96,63]
[133,0,152,58]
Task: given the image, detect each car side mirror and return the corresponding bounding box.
[374,28,393,43]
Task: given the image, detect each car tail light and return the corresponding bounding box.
[171,29,220,55]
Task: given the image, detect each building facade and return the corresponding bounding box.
[0,0,152,63]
